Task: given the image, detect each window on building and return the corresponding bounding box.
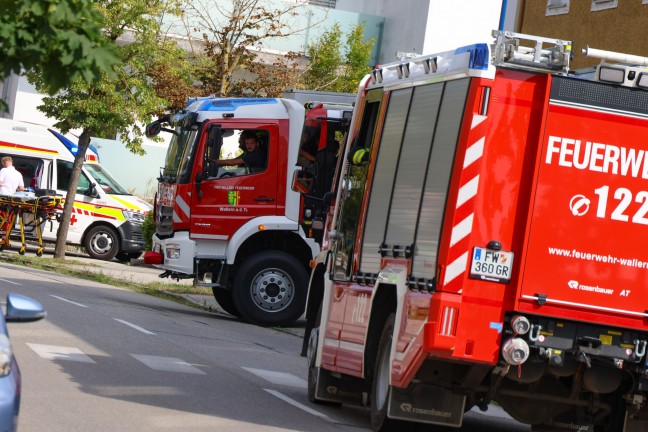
[591,0,617,11]
[308,0,336,8]
[546,0,569,16]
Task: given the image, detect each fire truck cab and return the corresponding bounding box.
[303,31,648,431]
[145,97,352,326]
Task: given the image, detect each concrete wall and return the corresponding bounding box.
[519,1,648,69]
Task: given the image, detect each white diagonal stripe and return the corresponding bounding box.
[471,114,487,129]
[175,195,190,218]
[51,295,87,307]
[264,389,331,420]
[114,319,155,335]
[456,175,479,208]
[450,214,473,246]
[444,252,469,285]
[242,367,308,388]
[463,137,484,168]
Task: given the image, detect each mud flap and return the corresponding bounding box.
[387,383,465,427]
[315,367,370,405]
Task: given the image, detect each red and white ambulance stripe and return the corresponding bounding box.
[443,114,487,291]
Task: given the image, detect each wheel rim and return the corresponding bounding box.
[375,336,391,411]
[90,231,114,255]
[249,267,294,313]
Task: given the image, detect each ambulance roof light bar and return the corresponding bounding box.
[491,30,572,73]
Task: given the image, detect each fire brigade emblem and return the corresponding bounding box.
[569,194,590,216]
[227,190,240,206]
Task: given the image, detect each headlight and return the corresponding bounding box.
[0,334,13,377]
[166,244,181,259]
[123,210,145,223]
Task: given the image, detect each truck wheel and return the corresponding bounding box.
[371,313,407,432]
[84,225,119,261]
[307,319,320,403]
[232,251,307,326]
[212,288,241,317]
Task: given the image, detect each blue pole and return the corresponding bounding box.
[499,0,509,30]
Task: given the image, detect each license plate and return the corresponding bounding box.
[469,247,514,283]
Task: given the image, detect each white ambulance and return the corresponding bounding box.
[0,119,151,261]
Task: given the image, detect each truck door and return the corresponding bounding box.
[190,124,279,240]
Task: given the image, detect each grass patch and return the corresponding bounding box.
[0,252,214,311]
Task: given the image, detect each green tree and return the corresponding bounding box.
[0,0,119,96]
[183,0,308,96]
[27,0,193,259]
[302,22,375,94]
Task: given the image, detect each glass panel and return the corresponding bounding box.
[85,164,129,195]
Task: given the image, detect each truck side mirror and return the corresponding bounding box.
[291,170,315,194]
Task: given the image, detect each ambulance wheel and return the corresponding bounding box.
[18,246,26,255]
[84,225,119,261]
[232,251,307,326]
[116,252,141,263]
[371,313,407,432]
[211,288,241,318]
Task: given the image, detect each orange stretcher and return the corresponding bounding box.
[0,194,63,256]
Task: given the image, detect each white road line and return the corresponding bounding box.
[50,295,88,307]
[114,319,156,335]
[27,343,96,363]
[131,354,206,374]
[264,389,331,421]
[0,278,21,286]
[242,367,308,388]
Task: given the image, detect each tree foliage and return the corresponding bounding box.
[183,0,307,96]
[302,22,375,94]
[0,0,119,95]
[26,0,193,259]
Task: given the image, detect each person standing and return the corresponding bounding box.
[0,156,25,195]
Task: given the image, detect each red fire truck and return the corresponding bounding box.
[144,98,352,326]
[301,30,648,431]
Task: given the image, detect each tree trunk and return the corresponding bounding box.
[53,129,92,260]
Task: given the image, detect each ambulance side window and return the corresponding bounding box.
[56,160,93,196]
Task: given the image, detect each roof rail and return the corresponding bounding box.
[491,30,572,73]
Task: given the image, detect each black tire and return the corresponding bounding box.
[371,313,408,432]
[307,317,320,403]
[212,287,241,317]
[84,225,119,261]
[231,251,308,326]
[115,251,142,263]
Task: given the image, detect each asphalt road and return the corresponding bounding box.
[0,252,530,431]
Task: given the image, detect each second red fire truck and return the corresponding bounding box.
[144,98,352,326]
[301,31,648,431]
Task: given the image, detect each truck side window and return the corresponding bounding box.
[57,160,93,196]
[333,90,382,280]
[208,129,268,178]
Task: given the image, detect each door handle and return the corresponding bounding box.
[254,197,275,202]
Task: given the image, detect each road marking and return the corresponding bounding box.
[0,278,21,285]
[114,319,155,335]
[27,343,96,363]
[131,354,206,374]
[50,295,88,307]
[264,389,331,420]
[242,367,308,388]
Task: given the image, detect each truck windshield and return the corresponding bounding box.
[161,127,199,184]
[84,164,130,195]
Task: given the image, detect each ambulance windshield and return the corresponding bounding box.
[84,163,130,195]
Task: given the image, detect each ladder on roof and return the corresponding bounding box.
[491,30,573,73]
